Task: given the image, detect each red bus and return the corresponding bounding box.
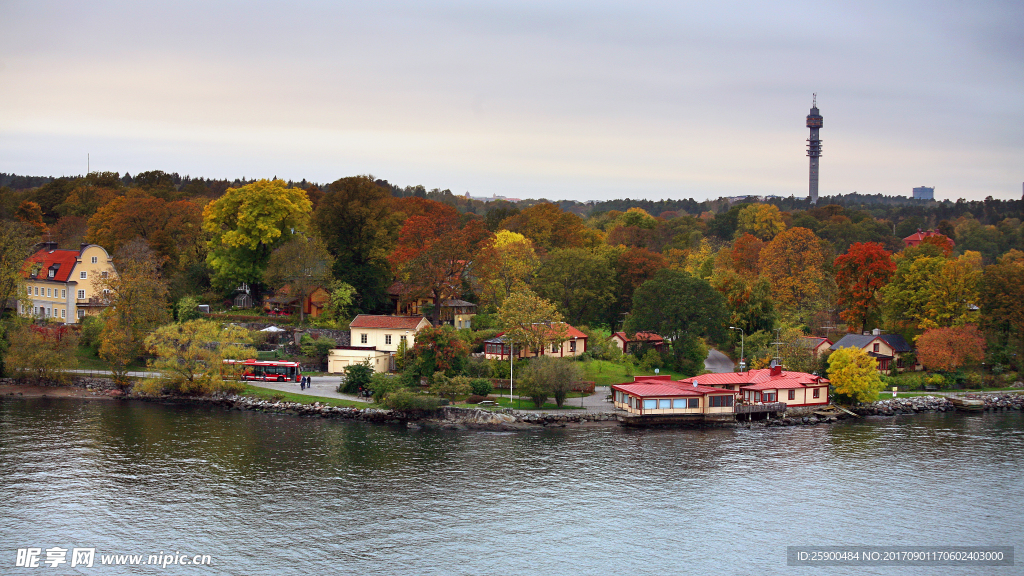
[224,359,301,382]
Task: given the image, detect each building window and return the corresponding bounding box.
[47,288,52,297]
[642,399,656,410]
[61,309,65,318]
[91,256,98,264]
[77,290,85,299]
[709,395,734,408]
[101,271,108,278]
[672,399,686,409]
[400,335,407,343]
[551,343,559,353]
[360,333,368,344]
[61,290,66,298]
[48,269,54,278]
[658,399,671,409]
[80,271,87,279]
[813,388,820,399]
[763,393,776,402]
[27,286,31,296]
[873,343,880,352]
[385,334,392,345]
[35,287,39,295]
[78,310,84,319]
[569,340,576,352]
[688,398,699,408]
[788,390,796,400]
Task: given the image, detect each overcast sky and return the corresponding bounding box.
[1,0,1021,202]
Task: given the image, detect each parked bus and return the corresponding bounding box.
[223,359,301,382]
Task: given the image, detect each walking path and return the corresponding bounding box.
[247,376,371,403]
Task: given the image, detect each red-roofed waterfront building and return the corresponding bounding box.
[609,331,665,354]
[20,242,116,323]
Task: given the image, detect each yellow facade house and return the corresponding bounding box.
[328,315,432,374]
[21,242,116,323]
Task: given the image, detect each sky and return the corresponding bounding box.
[1,0,1021,202]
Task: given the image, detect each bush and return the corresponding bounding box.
[465,394,487,404]
[469,378,493,396]
[639,349,664,372]
[463,356,493,378]
[429,372,472,401]
[925,374,946,389]
[383,389,441,411]
[964,371,983,388]
[339,362,373,394]
[368,372,400,403]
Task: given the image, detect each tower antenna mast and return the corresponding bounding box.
[806,95,823,204]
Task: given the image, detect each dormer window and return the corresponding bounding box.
[48,269,55,278]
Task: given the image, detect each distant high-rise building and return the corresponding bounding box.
[912,186,934,200]
[806,94,823,204]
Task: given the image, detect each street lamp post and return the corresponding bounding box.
[729,326,745,373]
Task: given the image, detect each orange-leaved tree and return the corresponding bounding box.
[916,325,986,372]
[759,227,831,320]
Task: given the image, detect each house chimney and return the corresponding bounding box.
[872,328,881,336]
[770,365,782,376]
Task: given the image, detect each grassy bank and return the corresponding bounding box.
[580,359,686,387]
[240,384,372,408]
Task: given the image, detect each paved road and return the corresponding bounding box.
[704,349,735,373]
[247,376,371,403]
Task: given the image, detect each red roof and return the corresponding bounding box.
[23,248,81,282]
[903,229,954,248]
[349,315,429,329]
[611,331,664,343]
[612,376,740,398]
[678,368,828,390]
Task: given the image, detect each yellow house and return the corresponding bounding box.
[21,243,116,323]
[328,315,432,374]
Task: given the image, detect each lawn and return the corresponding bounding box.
[240,384,372,408]
[74,346,147,372]
[579,359,686,387]
[455,396,585,411]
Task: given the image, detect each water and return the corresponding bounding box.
[2,397,1021,575]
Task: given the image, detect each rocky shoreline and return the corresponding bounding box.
[4,378,1022,430]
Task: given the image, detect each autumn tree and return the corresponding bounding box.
[411,325,471,377]
[834,242,896,333]
[880,251,982,334]
[625,269,728,376]
[736,204,786,240]
[49,216,89,249]
[827,347,883,403]
[389,201,489,326]
[4,322,79,383]
[96,240,170,387]
[262,236,335,323]
[473,230,540,308]
[497,291,568,356]
[981,250,1024,368]
[711,270,778,337]
[916,325,986,372]
[608,246,668,331]
[499,202,602,252]
[533,247,616,326]
[311,176,402,312]
[0,221,37,313]
[203,179,312,292]
[759,227,832,321]
[15,201,47,235]
[730,233,764,276]
[142,320,255,395]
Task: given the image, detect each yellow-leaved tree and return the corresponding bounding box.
[736,204,786,240]
[497,291,568,356]
[473,230,540,308]
[827,347,883,403]
[203,179,312,292]
[141,320,255,395]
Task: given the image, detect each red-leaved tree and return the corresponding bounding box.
[389,200,489,325]
[834,242,895,333]
[916,325,986,372]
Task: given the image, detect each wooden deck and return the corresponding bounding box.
[735,402,788,414]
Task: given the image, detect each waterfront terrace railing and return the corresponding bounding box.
[735,402,788,414]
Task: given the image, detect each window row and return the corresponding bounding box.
[28,287,70,298]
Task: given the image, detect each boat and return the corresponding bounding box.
[949,396,985,412]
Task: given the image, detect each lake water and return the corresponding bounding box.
[1,397,1021,575]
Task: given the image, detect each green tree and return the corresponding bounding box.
[429,372,472,401]
[300,333,337,371]
[519,355,582,408]
[176,295,202,322]
[142,320,254,395]
[312,176,402,312]
[625,269,727,376]
[981,250,1024,369]
[340,362,374,394]
[263,235,335,324]
[203,179,312,292]
[880,251,981,335]
[827,347,883,403]
[533,247,615,326]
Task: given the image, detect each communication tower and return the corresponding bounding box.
[806,94,823,204]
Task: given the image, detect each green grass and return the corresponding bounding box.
[579,359,687,387]
[455,396,584,411]
[74,346,146,372]
[240,384,373,408]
